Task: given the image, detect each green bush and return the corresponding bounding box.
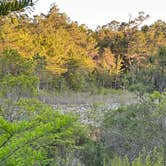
[0,74,39,100]
[111,147,164,166]
[0,48,34,76]
[0,99,89,165]
[65,71,87,91]
[102,91,166,162]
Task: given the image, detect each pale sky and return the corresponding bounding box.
[34,0,166,29]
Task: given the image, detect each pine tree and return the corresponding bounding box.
[0,0,33,16]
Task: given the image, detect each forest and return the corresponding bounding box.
[0,0,165,165]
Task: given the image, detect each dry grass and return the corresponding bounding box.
[39,90,137,106]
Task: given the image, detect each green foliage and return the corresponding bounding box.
[111,147,164,166]
[0,0,33,16]
[0,74,39,99]
[103,91,166,161]
[33,53,46,75]
[157,46,166,67]
[0,3,166,165]
[124,46,166,93]
[129,82,153,97]
[65,71,87,91]
[0,48,34,76]
[0,99,88,165]
[82,141,106,166]
[51,75,68,92]
[0,5,165,92]
[80,92,166,166]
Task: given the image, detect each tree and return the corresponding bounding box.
[153,47,166,91]
[0,0,33,16]
[0,99,88,165]
[0,48,34,76]
[0,74,39,100]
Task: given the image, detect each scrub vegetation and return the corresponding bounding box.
[0,1,165,165]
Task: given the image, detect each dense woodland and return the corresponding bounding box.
[0,1,165,165]
[0,5,165,92]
